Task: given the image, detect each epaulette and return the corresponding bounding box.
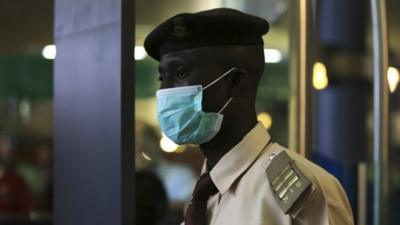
[266,151,311,214]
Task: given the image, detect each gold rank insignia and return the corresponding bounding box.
[171,16,192,40]
[266,151,311,214]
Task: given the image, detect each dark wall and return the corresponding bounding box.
[54,0,134,224]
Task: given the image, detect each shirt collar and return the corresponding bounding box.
[202,122,271,194]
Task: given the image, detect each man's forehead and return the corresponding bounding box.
[159,47,216,66]
[162,47,212,58]
[159,46,238,63]
[158,51,191,68]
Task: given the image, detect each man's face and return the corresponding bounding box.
[158,47,232,113]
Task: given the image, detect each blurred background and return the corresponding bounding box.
[0,0,53,224]
[0,0,399,225]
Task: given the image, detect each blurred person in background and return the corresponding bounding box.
[135,169,168,225]
[135,120,197,204]
[17,139,53,212]
[0,135,32,215]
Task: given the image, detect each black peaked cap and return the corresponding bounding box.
[144,8,270,61]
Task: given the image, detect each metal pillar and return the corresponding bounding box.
[289,0,313,156]
[370,0,389,224]
[54,0,135,224]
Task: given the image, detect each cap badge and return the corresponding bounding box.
[172,17,192,40]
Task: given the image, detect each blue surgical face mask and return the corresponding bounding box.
[156,67,236,145]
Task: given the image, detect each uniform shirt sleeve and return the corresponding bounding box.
[289,176,354,225]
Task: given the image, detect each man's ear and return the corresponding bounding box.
[227,68,247,97]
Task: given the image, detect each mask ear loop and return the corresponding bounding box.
[203,67,237,90]
[218,97,233,113]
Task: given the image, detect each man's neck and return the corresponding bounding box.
[199,114,257,170]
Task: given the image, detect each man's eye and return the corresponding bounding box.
[176,69,188,79]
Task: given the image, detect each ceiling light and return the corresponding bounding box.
[313,62,329,90]
[160,133,179,153]
[135,46,147,60]
[388,67,399,93]
[42,45,56,60]
[264,49,282,63]
[257,112,273,130]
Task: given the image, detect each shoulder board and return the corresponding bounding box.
[266,151,311,214]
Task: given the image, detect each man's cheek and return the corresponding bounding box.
[202,92,223,113]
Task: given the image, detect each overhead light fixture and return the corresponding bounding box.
[257,112,273,130]
[135,46,147,60]
[387,66,399,93]
[264,49,282,63]
[42,45,56,60]
[313,62,329,90]
[159,133,179,153]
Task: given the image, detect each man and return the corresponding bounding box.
[144,8,354,225]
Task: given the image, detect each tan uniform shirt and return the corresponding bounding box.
[187,123,354,225]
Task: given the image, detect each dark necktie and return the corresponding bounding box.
[185,173,219,225]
